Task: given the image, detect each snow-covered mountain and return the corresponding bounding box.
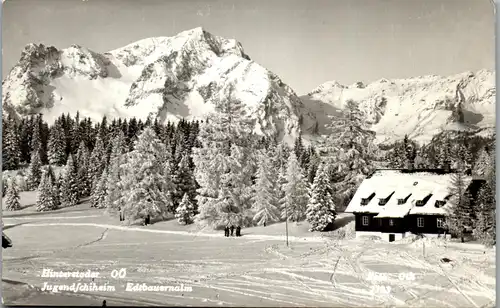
[301,70,495,144]
[2,27,314,143]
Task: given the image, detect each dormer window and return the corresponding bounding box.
[397,194,412,205]
[379,192,395,206]
[361,192,375,206]
[435,200,446,208]
[415,194,432,207]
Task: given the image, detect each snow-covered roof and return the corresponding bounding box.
[409,189,453,216]
[345,169,473,217]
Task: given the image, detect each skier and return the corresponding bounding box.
[224,226,229,237]
[230,225,235,236]
[236,226,241,237]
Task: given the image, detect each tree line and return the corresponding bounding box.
[2,97,496,244]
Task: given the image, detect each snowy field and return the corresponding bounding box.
[2,194,496,307]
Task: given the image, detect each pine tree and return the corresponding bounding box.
[251,152,280,226]
[76,142,92,198]
[48,120,67,166]
[281,152,309,222]
[5,178,21,211]
[294,133,305,161]
[2,115,21,170]
[306,149,321,183]
[89,136,107,193]
[70,111,82,155]
[19,117,33,164]
[306,162,336,231]
[26,150,43,191]
[403,135,417,169]
[473,150,495,246]
[446,168,473,242]
[175,193,196,225]
[36,171,56,212]
[192,87,256,229]
[60,154,79,207]
[172,154,197,211]
[2,176,8,198]
[325,100,376,205]
[118,127,174,222]
[91,169,108,208]
[437,137,452,170]
[104,131,128,213]
[52,174,61,208]
[473,182,495,246]
[45,165,57,184]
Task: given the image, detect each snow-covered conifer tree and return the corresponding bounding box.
[118,127,174,223]
[437,137,452,169]
[48,120,67,166]
[89,136,107,193]
[306,162,336,231]
[60,154,79,207]
[36,171,56,212]
[281,152,309,222]
[2,115,21,170]
[2,177,7,197]
[473,182,495,246]
[172,154,197,211]
[75,141,92,198]
[175,193,196,225]
[324,100,376,203]
[91,169,108,208]
[26,150,43,191]
[104,131,128,213]
[192,86,256,229]
[5,178,21,211]
[446,167,474,242]
[251,152,280,226]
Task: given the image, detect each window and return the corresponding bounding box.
[397,199,405,205]
[389,219,394,226]
[361,193,375,205]
[417,217,424,228]
[437,218,444,228]
[362,216,369,226]
[435,200,446,208]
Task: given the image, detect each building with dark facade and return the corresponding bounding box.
[345,169,484,242]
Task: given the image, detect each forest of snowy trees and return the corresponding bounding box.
[1,98,496,244]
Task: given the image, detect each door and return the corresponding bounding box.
[389,234,395,242]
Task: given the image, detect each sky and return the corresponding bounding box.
[1,0,495,95]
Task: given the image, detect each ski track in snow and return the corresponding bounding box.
[2,218,495,307]
[19,222,324,243]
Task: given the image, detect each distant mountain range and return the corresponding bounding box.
[2,27,495,145]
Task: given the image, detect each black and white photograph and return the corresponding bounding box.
[1,0,496,306]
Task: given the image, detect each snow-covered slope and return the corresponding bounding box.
[2,27,314,143]
[301,70,495,144]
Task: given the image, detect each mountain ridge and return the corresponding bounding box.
[301,69,495,144]
[2,27,495,146]
[2,27,314,144]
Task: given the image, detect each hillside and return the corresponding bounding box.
[2,27,494,145]
[2,27,314,144]
[301,70,495,145]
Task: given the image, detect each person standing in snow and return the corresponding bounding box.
[224,226,229,237]
[236,226,241,237]
[230,225,235,236]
